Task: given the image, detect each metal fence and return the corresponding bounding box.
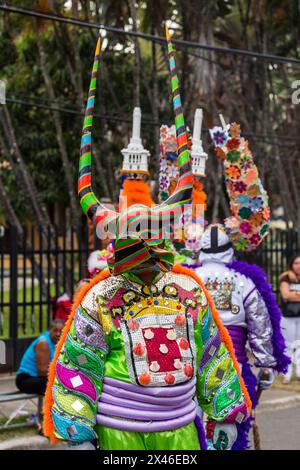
[0,224,299,371]
[237,228,299,297]
[0,224,100,370]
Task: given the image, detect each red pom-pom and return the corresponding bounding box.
[164,373,176,385]
[133,343,145,356]
[128,320,139,331]
[139,372,151,385]
[179,338,189,350]
[175,314,186,326]
[183,364,193,377]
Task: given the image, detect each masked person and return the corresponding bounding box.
[195,121,290,449]
[43,27,251,451]
[160,115,290,449]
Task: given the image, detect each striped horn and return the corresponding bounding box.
[78,35,117,225]
[158,25,193,210]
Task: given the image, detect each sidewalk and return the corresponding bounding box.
[0,373,299,450]
[258,387,300,412]
[0,373,37,416]
[0,373,65,450]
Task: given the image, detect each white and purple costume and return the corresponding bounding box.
[196,225,290,449]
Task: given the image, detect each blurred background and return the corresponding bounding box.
[0,0,299,367]
[0,0,300,451]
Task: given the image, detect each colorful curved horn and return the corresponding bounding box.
[78,35,117,224]
[158,25,193,210]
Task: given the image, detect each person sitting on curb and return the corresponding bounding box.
[16,319,65,395]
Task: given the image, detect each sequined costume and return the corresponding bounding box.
[43,27,251,451]
[202,121,289,449]
[196,226,290,449]
[159,116,290,449]
[196,122,290,449]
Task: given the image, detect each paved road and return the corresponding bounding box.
[254,406,300,450]
[0,407,300,450]
[1,373,299,450]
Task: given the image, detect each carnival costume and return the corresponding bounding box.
[43,28,251,451]
[160,117,290,449]
[196,224,290,449]
[199,120,290,448]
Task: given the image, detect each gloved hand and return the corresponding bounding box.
[257,368,275,390]
[67,441,96,450]
[212,423,237,450]
[206,439,216,451]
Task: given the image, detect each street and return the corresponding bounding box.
[255,406,300,450]
[0,373,299,450]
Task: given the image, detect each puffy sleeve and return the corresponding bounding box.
[44,284,110,444]
[244,286,276,368]
[210,122,270,251]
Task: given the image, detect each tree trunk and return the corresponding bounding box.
[33,20,81,228]
[0,106,52,231]
[0,173,49,297]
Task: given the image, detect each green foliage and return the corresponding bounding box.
[0,0,300,226]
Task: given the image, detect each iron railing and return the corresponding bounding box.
[0,224,298,370]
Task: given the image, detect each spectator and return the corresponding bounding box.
[16,319,65,395]
[279,255,300,383]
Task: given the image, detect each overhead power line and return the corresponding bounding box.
[5,97,157,125]
[1,4,300,66]
[4,96,300,147]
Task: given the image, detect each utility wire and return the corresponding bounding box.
[4,97,300,146]
[1,4,300,66]
[1,4,298,145]
[5,97,156,125]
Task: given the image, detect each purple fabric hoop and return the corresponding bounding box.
[100,393,192,411]
[103,376,196,396]
[96,409,197,433]
[98,400,195,422]
[102,383,195,406]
